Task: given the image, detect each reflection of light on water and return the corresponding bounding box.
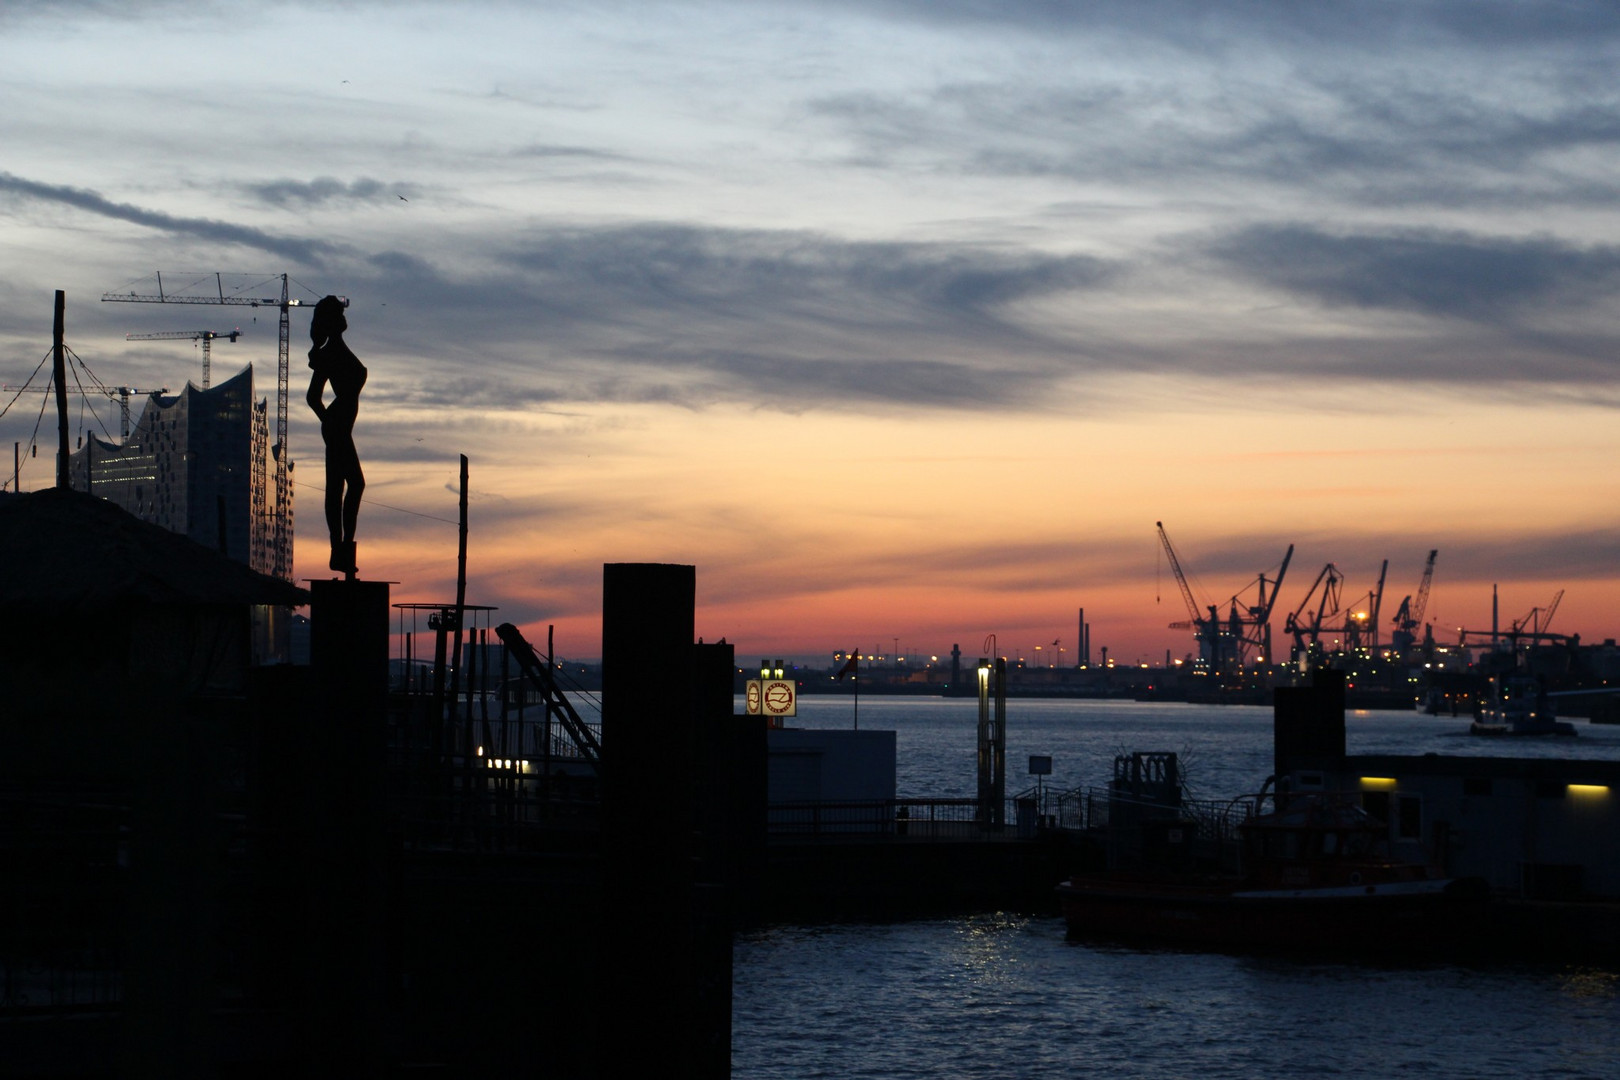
[736,917,1620,1079]
[951,913,1028,989]
[1561,967,1620,998]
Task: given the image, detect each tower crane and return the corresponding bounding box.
[104,385,170,440]
[125,328,241,390]
[103,273,346,582]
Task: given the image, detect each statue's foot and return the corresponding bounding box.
[330,541,358,576]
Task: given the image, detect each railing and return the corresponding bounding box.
[768,798,1035,841]
[388,751,602,852]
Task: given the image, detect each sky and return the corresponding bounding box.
[3,0,1620,667]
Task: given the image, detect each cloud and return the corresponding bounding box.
[0,172,339,265]
[246,176,412,208]
[850,0,1620,52]
[1206,224,1620,320]
[332,223,1118,412]
[803,17,1620,212]
[510,144,628,161]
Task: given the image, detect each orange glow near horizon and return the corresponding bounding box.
[281,382,1620,663]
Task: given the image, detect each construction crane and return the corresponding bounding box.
[125,328,241,390]
[103,273,346,582]
[1390,550,1438,656]
[1156,522,1292,673]
[105,385,170,440]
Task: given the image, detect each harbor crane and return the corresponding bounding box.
[125,328,241,390]
[1512,589,1564,639]
[1156,522,1293,673]
[1365,558,1388,652]
[1285,563,1342,662]
[1390,550,1438,656]
[1285,559,1388,664]
[1459,587,1572,676]
[103,273,346,582]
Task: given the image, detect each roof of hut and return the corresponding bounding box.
[0,487,309,609]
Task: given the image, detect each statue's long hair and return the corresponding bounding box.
[309,295,346,348]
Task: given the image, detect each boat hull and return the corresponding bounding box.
[1057,875,1489,952]
[1469,720,1577,736]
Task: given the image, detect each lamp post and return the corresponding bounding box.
[976,657,1006,828]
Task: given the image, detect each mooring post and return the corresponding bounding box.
[601,563,730,1077]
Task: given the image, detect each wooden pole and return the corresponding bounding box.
[52,290,69,489]
[449,455,469,754]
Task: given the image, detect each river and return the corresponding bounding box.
[731,696,1620,1078]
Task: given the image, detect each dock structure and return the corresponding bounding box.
[8,491,1620,1073]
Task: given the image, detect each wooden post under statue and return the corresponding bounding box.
[303,577,391,1067]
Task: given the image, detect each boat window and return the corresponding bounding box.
[1321,832,1339,856]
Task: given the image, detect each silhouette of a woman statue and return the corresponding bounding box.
[306,295,366,576]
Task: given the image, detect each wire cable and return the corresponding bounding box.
[290,473,461,526]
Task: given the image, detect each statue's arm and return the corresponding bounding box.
[306,370,328,421]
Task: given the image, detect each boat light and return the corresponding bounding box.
[1360,777,1398,789]
[1569,784,1610,798]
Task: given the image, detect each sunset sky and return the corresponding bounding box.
[4,2,1620,667]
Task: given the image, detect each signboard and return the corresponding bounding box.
[745,680,762,716]
[1028,755,1053,776]
[762,678,797,717]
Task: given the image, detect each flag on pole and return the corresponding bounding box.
[835,652,859,680]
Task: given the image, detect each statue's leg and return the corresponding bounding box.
[325,456,345,548]
[342,462,365,544]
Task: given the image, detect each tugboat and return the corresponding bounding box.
[1057,786,1489,952]
[1469,673,1576,736]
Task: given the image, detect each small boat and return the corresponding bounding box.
[1057,790,1489,951]
[1470,673,1576,736]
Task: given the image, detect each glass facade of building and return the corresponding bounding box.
[68,365,289,578]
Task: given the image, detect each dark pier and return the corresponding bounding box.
[7,491,1620,1076]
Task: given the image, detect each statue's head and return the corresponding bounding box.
[310,295,347,344]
